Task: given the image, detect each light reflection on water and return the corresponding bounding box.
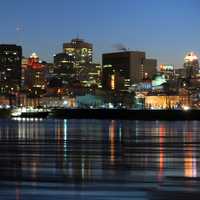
[0,119,199,199]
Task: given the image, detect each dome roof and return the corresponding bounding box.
[30,52,39,59]
[152,73,166,87]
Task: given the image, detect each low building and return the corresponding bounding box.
[145,95,189,109]
[76,94,104,108]
[40,95,76,108]
[0,95,10,107]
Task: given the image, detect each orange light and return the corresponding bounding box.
[109,121,115,164]
[184,132,197,178]
[158,125,165,181]
[111,75,115,90]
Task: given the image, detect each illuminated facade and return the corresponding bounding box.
[54,38,93,85]
[102,51,157,91]
[54,53,75,84]
[0,44,22,94]
[145,95,189,109]
[40,95,76,108]
[24,53,46,96]
[184,52,199,79]
[63,38,93,65]
[78,63,102,88]
[160,64,175,80]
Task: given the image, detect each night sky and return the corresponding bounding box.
[0,0,200,67]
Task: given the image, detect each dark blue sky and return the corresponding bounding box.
[1,0,200,67]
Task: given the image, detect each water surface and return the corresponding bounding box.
[0,118,200,199]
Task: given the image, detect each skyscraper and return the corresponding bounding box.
[184,52,199,80]
[0,44,22,94]
[102,51,157,91]
[23,53,46,96]
[63,38,93,65]
[54,38,93,85]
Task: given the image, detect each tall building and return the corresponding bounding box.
[54,53,75,84]
[143,59,157,79]
[63,38,93,65]
[102,51,157,91]
[0,44,22,94]
[54,38,94,86]
[184,52,199,79]
[78,63,102,88]
[23,53,46,96]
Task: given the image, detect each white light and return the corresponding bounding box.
[108,103,114,109]
[185,52,198,62]
[183,106,190,111]
[63,101,68,106]
[30,52,38,59]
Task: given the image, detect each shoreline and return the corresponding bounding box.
[2,108,200,120]
[51,108,200,121]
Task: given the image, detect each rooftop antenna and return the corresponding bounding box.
[16,25,23,45]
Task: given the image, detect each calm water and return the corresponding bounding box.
[0,119,200,199]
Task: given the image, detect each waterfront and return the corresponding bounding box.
[0,119,200,199]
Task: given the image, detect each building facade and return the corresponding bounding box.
[23,53,46,96]
[0,44,22,94]
[159,64,175,80]
[102,51,157,91]
[54,53,75,84]
[63,38,93,65]
[54,38,93,85]
[184,52,199,79]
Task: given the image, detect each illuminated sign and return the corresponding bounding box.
[160,64,174,71]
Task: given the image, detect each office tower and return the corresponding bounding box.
[143,59,157,79]
[54,38,93,86]
[54,53,76,84]
[24,53,46,96]
[102,51,157,91]
[63,38,93,65]
[0,44,22,94]
[78,63,102,88]
[184,52,199,79]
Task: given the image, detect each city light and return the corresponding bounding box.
[182,106,190,111]
[184,52,198,62]
[0,38,199,113]
[111,74,115,90]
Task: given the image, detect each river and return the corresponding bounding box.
[0,118,199,199]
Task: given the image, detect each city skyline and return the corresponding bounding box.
[0,0,200,67]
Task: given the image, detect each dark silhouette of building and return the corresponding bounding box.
[102,51,157,91]
[0,44,22,94]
